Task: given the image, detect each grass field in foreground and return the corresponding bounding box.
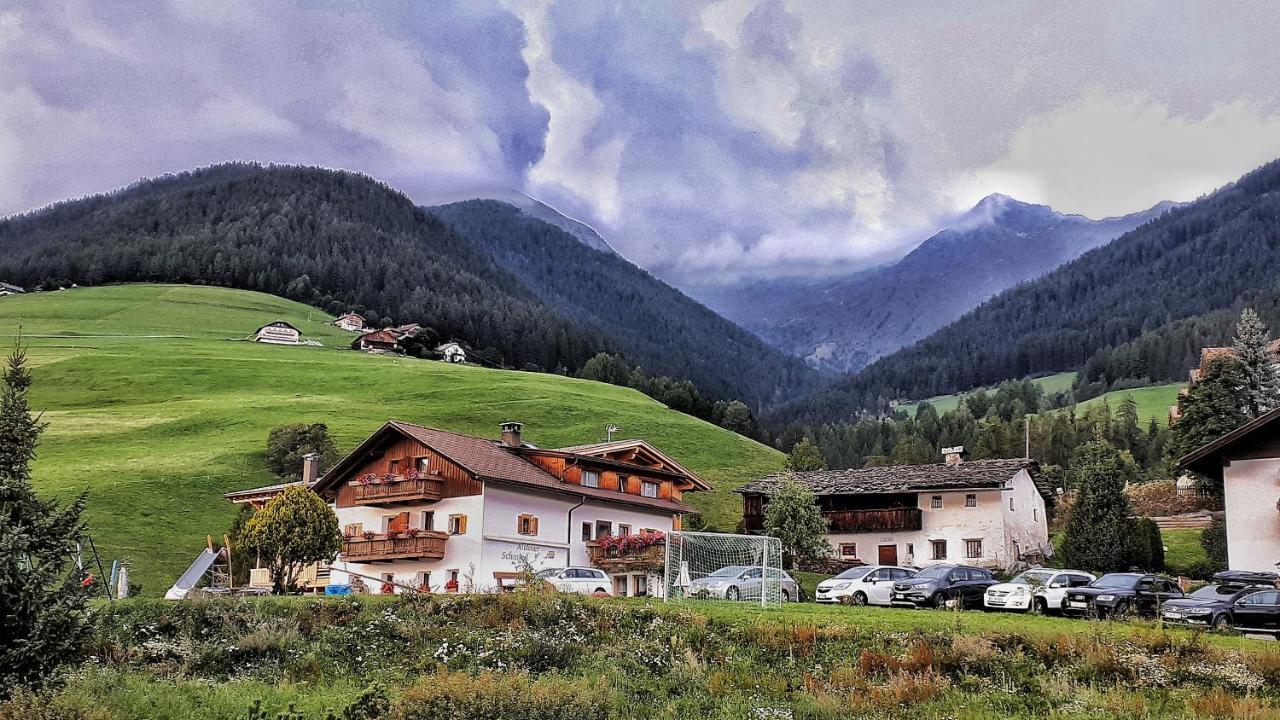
[0,284,783,594]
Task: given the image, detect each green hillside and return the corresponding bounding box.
[895,372,1076,417]
[0,284,783,594]
[1075,382,1183,427]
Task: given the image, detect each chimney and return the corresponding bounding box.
[942,446,967,466]
[301,453,321,485]
[500,421,524,446]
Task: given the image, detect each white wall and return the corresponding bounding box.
[1000,469,1051,561]
[1222,458,1280,572]
[569,499,676,566]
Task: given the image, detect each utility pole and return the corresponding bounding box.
[1024,417,1031,459]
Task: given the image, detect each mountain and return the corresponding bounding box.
[771,158,1280,425]
[0,163,816,408]
[693,195,1175,372]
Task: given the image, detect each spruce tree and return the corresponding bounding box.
[0,342,91,695]
[1170,356,1249,484]
[1059,440,1136,572]
[1232,307,1280,418]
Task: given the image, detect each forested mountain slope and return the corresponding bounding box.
[694,195,1172,372]
[772,158,1280,424]
[0,163,815,407]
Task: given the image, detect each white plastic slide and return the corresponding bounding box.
[163,549,219,600]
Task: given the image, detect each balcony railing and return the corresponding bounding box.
[587,542,665,573]
[745,508,923,534]
[823,508,922,533]
[351,476,445,507]
[342,532,448,562]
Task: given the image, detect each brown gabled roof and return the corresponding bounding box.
[1179,405,1280,481]
[223,480,305,503]
[737,458,1042,499]
[311,421,696,514]
[554,438,711,490]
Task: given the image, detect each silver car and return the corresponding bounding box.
[816,565,915,605]
[688,565,799,602]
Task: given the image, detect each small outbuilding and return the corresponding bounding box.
[437,341,466,363]
[253,321,302,345]
[0,281,25,296]
[353,329,402,353]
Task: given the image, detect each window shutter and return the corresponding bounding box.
[532,517,539,535]
[391,512,410,532]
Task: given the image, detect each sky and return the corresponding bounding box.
[2,1,1279,285]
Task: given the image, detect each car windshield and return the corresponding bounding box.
[1091,575,1140,589]
[1189,584,1245,600]
[534,569,559,579]
[708,566,749,578]
[1009,571,1053,586]
[913,566,950,580]
[834,567,874,580]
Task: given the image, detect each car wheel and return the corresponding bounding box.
[594,587,607,594]
[932,592,948,609]
[851,591,868,606]
[1031,597,1048,614]
[725,586,740,601]
[1213,614,1232,632]
[781,589,792,603]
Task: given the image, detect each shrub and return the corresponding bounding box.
[1126,480,1219,516]
[389,669,611,720]
[1201,516,1229,573]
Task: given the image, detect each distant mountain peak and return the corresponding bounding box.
[953,193,1058,232]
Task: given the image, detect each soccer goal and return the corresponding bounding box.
[663,531,786,608]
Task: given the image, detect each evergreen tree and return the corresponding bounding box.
[1200,515,1228,573]
[1170,356,1249,487]
[265,423,339,480]
[1058,440,1136,572]
[784,437,825,472]
[762,478,830,569]
[1232,307,1280,417]
[0,342,91,694]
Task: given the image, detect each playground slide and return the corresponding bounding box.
[164,548,220,600]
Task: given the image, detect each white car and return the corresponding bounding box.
[534,566,613,596]
[984,568,1095,613]
[815,565,915,606]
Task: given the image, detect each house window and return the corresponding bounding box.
[965,539,983,559]
[388,459,401,475]
[634,575,648,597]
[641,481,660,498]
[421,511,435,532]
[1033,508,1039,522]
[641,528,658,535]
[965,494,977,508]
[930,495,943,509]
[618,524,631,536]
[840,543,857,558]
[595,520,612,539]
[517,514,539,536]
[581,470,600,488]
[581,521,593,541]
[417,571,431,591]
[447,514,467,535]
[617,474,630,491]
[1009,497,1015,511]
[416,457,431,474]
[931,540,947,560]
[906,543,915,560]
[343,523,362,536]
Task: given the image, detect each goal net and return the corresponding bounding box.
[663,531,786,608]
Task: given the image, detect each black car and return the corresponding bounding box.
[891,564,997,609]
[1063,573,1183,618]
[1225,588,1280,636]
[1160,571,1277,630]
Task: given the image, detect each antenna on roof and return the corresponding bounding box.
[605,424,620,442]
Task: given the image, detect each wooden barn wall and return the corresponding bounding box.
[334,435,481,508]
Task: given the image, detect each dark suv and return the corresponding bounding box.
[891,564,997,609]
[1063,573,1183,618]
[1160,571,1278,630]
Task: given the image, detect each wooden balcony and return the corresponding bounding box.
[823,508,922,533]
[351,476,445,507]
[587,542,665,573]
[341,532,448,563]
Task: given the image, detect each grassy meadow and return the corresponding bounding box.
[0,284,784,594]
[895,371,1076,417]
[1077,381,1184,427]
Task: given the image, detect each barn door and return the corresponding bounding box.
[877,544,898,566]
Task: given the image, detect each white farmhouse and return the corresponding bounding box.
[436,342,466,363]
[737,448,1052,570]
[229,421,708,596]
[253,320,302,345]
[1180,407,1280,572]
[332,313,366,332]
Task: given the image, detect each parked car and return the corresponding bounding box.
[815,565,915,605]
[1224,588,1280,636]
[688,565,800,602]
[891,564,998,609]
[984,568,1096,613]
[1162,570,1280,631]
[534,567,613,596]
[1062,573,1183,618]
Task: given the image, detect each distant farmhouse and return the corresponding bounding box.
[437,341,466,363]
[225,421,706,596]
[253,320,302,345]
[737,447,1052,570]
[352,329,401,354]
[0,282,25,296]
[332,313,365,332]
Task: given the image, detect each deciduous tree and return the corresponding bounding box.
[242,485,341,593]
[763,478,830,569]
